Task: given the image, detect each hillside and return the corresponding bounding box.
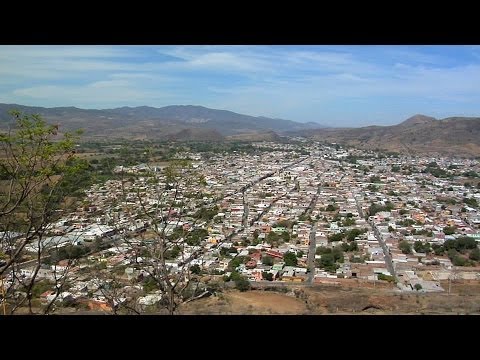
[226,130,283,142]
[301,114,480,157]
[0,103,325,140]
[167,128,224,142]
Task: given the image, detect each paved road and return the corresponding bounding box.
[173,156,311,266]
[306,223,317,284]
[242,191,249,228]
[371,221,396,279]
[355,197,364,219]
[303,182,323,285]
[249,189,291,226]
[302,186,320,216]
[236,156,308,196]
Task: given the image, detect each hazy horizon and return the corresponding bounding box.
[1,45,480,127]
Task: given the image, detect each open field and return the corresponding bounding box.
[180,290,309,315]
[179,281,480,315]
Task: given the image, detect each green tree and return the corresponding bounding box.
[469,248,480,261]
[0,111,82,314]
[262,255,274,266]
[378,273,394,282]
[281,231,291,242]
[262,272,274,281]
[283,251,298,266]
[185,228,208,246]
[298,214,308,221]
[318,253,337,273]
[414,284,422,291]
[455,237,477,251]
[432,244,445,256]
[463,197,478,208]
[228,256,248,271]
[414,241,424,253]
[234,275,250,292]
[316,246,331,255]
[443,226,456,235]
[444,240,457,251]
[346,228,363,242]
[115,158,212,314]
[328,232,344,242]
[399,241,412,254]
[343,241,358,252]
[368,204,386,216]
[331,247,344,262]
[190,264,201,275]
[143,277,159,293]
[266,231,279,245]
[452,255,467,266]
[325,204,337,212]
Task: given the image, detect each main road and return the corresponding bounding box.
[305,183,322,285]
[371,221,396,279]
[355,196,364,219]
[186,156,310,265]
[306,223,317,284]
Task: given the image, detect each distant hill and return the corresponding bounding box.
[226,130,283,142]
[0,103,326,140]
[167,128,224,142]
[397,114,437,127]
[300,114,480,157]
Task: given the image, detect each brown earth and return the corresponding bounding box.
[303,115,480,157]
[179,280,480,315]
[180,290,309,315]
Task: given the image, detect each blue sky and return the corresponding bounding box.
[1,45,480,127]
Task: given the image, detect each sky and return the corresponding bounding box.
[1,45,480,127]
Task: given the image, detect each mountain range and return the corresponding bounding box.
[0,103,479,156]
[299,114,480,157]
[0,103,324,141]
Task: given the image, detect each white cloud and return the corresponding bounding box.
[0,45,135,59]
[10,82,174,108]
[89,80,130,88]
[1,45,480,124]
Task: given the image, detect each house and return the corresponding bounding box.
[250,252,262,262]
[266,250,284,259]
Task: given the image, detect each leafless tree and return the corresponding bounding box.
[96,158,218,314]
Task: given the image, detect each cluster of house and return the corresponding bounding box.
[7,141,480,310]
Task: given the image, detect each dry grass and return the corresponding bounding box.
[180,290,308,315]
[180,280,480,315]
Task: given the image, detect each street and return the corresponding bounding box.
[371,222,397,279]
[306,223,317,284]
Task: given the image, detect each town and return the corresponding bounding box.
[2,140,480,314]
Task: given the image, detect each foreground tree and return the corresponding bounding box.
[0,111,82,314]
[98,158,217,314]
